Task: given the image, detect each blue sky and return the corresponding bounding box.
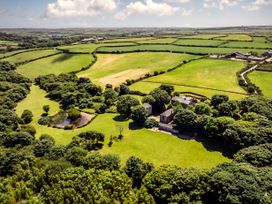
[0,0,271,28]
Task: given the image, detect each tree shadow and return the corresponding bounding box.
[113,115,129,122]
[195,136,234,158]
[52,54,74,63]
[129,122,144,130]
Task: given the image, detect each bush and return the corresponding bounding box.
[38,117,50,126]
[67,108,81,120]
[144,118,158,128]
[21,109,33,124]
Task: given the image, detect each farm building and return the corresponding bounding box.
[81,38,96,43]
[160,109,174,124]
[172,96,195,108]
[158,123,179,134]
[143,103,152,116]
[262,52,272,58]
[225,52,250,60]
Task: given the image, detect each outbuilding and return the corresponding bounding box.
[160,109,174,124]
[143,103,152,116]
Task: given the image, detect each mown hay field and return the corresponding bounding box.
[17,53,93,80]
[78,52,201,86]
[16,85,230,168]
[217,34,252,41]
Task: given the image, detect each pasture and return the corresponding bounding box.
[248,71,272,97]
[78,52,201,86]
[129,81,247,100]
[221,41,272,49]
[174,39,225,47]
[0,49,28,59]
[217,34,252,41]
[16,85,230,168]
[17,53,93,80]
[180,34,226,39]
[142,58,246,94]
[1,49,59,64]
[102,37,155,43]
[58,42,136,53]
[137,37,177,44]
[97,44,267,55]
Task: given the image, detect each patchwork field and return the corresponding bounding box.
[137,37,177,44]
[221,41,272,49]
[248,71,272,97]
[0,49,29,59]
[174,39,225,47]
[97,44,267,55]
[180,34,226,39]
[102,37,155,43]
[217,34,252,41]
[78,52,201,86]
[58,42,136,53]
[1,49,59,64]
[141,58,246,94]
[17,53,92,80]
[16,85,230,168]
[129,81,247,100]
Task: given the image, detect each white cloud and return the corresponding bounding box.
[180,8,192,16]
[166,0,191,3]
[115,0,180,20]
[47,0,117,17]
[243,0,272,11]
[203,0,242,10]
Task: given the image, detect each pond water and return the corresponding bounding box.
[55,112,95,129]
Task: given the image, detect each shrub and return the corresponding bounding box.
[144,118,158,128]
[67,108,81,120]
[38,117,50,126]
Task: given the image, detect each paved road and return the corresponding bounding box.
[240,65,258,85]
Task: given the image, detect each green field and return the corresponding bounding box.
[78,52,201,86]
[0,40,18,46]
[180,34,226,39]
[0,49,29,59]
[17,53,92,80]
[175,39,225,47]
[97,44,267,55]
[58,42,136,53]
[102,37,155,43]
[16,85,230,168]
[1,49,59,64]
[253,36,268,43]
[217,34,252,41]
[129,81,247,100]
[248,71,272,97]
[141,58,246,94]
[222,41,272,49]
[137,38,177,44]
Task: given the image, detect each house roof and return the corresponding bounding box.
[172,96,193,105]
[160,109,174,117]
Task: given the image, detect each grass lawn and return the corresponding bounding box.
[222,41,272,49]
[17,53,93,80]
[78,52,201,86]
[142,58,246,94]
[248,71,272,97]
[129,81,247,100]
[58,42,136,53]
[180,34,227,40]
[1,49,59,64]
[174,39,225,47]
[16,85,230,168]
[217,34,252,41]
[97,44,267,55]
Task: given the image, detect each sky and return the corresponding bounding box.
[0,0,271,28]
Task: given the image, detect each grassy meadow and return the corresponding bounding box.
[142,58,246,94]
[217,34,252,41]
[174,39,225,47]
[97,44,267,55]
[78,52,201,86]
[16,85,230,168]
[222,41,272,49]
[137,37,177,44]
[248,71,272,97]
[17,53,93,80]
[180,34,227,39]
[1,49,59,64]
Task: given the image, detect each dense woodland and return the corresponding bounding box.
[0,59,271,203]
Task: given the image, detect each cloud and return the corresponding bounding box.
[166,0,191,3]
[115,0,180,20]
[180,8,192,16]
[0,9,8,15]
[243,0,272,11]
[203,0,242,10]
[47,0,117,17]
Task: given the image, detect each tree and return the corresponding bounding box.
[69,131,105,151]
[211,95,229,108]
[218,100,238,117]
[65,147,88,166]
[131,105,148,125]
[173,109,197,131]
[103,88,118,101]
[20,124,36,136]
[119,84,130,95]
[43,105,50,113]
[143,165,209,203]
[117,95,140,117]
[67,108,81,120]
[194,102,212,116]
[234,143,272,167]
[150,88,171,111]
[21,109,33,124]
[124,156,153,188]
[159,84,174,95]
[3,131,34,148]
[144,118,158,128]
[142,95,156,104]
